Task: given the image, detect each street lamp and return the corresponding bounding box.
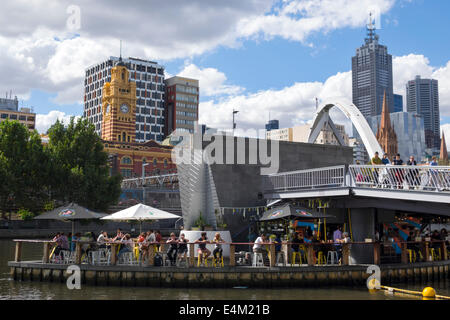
[142,160,150,204]
[232,109,239,136]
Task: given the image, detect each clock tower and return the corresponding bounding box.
[101,59,137,142]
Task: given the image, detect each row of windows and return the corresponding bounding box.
[176,119,194,125]
[176,102,197,110]
[120,156,169,166]
[176,85,198,94]
[0,113,33,121]
[176,94,198,103]
[176,111,197,118]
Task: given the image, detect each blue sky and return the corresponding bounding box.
[0,0,449,142]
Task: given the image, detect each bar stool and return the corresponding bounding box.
[291,251,303,266]
[252,252,264,266]
[407,249,416,263]
[431,248,441,261]
[176,254,189,268]
[327,251,338,265]
[317,251,326,265]
[213,256,224,267]
[276,251,286,266]
[197,251,209,266]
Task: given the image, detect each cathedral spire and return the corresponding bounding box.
[439,131,448,165]
[376,91,398,160]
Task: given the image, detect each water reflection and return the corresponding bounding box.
[1,240,447,300]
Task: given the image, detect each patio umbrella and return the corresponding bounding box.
[100,203,180,233]
[34,202,108,234]
[259,203,335,221]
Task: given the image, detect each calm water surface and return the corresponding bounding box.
[1,240,448,300]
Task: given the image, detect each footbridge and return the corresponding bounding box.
[264,165,450,215]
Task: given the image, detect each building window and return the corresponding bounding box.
[153,158,157,166]
[163,159,168,168]
[121,157,132,165]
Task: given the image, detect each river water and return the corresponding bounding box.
[1,240,448,300]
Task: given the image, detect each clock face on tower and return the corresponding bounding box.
[120,103,129,114]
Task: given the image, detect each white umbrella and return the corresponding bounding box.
[101,203,180,233]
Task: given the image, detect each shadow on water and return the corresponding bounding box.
[0,240,448,300]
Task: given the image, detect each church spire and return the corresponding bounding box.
[439,131,448,165]
[376,91,398,160]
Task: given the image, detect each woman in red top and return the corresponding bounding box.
[155,230,162,251]
[138,232,148,264]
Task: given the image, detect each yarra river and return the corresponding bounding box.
[0,240,448,300]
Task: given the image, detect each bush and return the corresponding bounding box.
[43,201,55,212]
[18,208,35,221]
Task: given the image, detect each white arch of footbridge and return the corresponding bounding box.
[308,98,383,158]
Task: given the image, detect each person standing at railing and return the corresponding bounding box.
[393,154,404,189]
[371,152,382,185]
[406,156,419,189]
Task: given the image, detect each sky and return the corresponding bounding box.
[1,0,449,148]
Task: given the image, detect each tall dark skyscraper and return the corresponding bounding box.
[406,75,440,150]
[352,21,394,127]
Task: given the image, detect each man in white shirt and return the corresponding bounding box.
[253,233,267,253]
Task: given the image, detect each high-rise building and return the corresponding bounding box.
[0,96,35,131]
[394,94,403,113]
[406,75,440,151]
[352,22,394,123]
[375,92,398,160]
[265,119,279,131]
[84,56,166,143]
[164,76,199,136]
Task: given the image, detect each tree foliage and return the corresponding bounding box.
[0,118,122,217]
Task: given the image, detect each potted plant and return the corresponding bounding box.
[194,212,206,231]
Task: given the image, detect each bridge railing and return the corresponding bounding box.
[348,165,450,192]
[264,165,346,192]
[121,173,179,189]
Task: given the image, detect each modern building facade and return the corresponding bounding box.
[406,75,440,151]
[265,119,279,131]
[164,76,199,136]
[0,96,35,130]
[348,138,367,164]
[266,124,349,146]
[352,23,394,123]
[368,112,426,162]
[84,56,166,143]
[394,94,403,113]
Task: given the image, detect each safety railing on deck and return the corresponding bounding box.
[13,239,447,268]
[264,165,450,194]
[264,165,346,192]
[348,165,450,192]
[121,173,179,189]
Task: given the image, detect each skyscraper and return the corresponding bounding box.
[406,75,440,151]
[393,94,403,113]
[265,119,279,131]
[352,20,394,123]
[84,56,166,143]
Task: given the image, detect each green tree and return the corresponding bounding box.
[46,118,122,211]
[0,120,51,217]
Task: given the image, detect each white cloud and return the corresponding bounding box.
[200,54,450,139]
[0,0,398,105]
[177,63,244,97]
[36,110,80,134]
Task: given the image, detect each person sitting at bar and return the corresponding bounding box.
[333,226,343,261]
[117,234,133,261]
[71,232,81,252]
[291,232,304,254]
[177,233,189,260]
[166,232,179,266]
[252,233,268,264]
[97,231,109,249]
[51,232,63,259]
[212,233,225,265]
[195,232,211,264]
[138,232,149,264]
[155,230,162,252]
[430,230,442,252]
[112,228,125,241]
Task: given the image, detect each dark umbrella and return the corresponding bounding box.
[259,203,334,221]
[34,203,107,234]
